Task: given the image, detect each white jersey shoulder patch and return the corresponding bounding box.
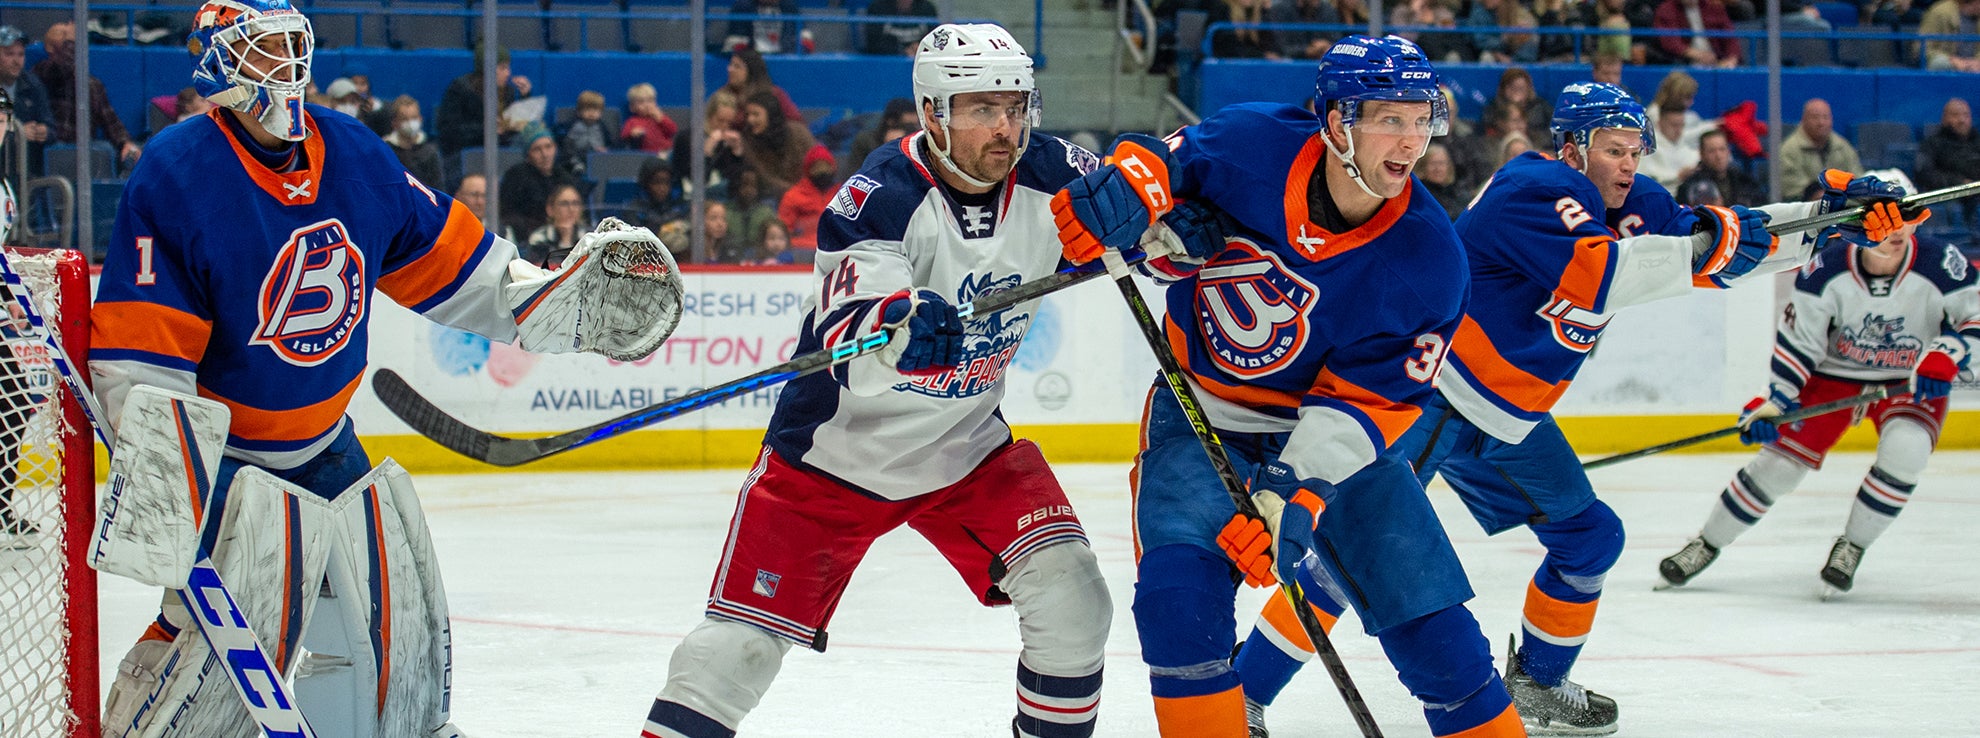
[828,174,884,220]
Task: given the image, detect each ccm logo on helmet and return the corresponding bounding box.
[1401,70,1433,80]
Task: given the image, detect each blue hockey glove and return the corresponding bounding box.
[1820,169,1906,216]
[1158,199,1229,262]
[1737,388,1800,445]
[1217,461,1335,588]
[876,289,964,375]
[1053,133,1177,265]
[1913,335,1969,403]
[1692,204,1776,281]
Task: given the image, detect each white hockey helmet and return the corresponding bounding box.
[189,0,314,141]
[911,23,1038,188]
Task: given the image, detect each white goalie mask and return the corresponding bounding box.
[189,0,315,142]
[911,23,1039,189]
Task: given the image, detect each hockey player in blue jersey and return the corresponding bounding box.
[88,2,683,736]
[1227,82,1909,735]
[643,24,1113,738]
[1054,36,1524,738]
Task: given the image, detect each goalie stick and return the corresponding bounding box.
[0,249,318,737]
[1581,382,1900,470]
[374,254,1148,467]
[1097,251,1384,738]
[1768,180,1980,236]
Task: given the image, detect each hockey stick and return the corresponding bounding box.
[374,254,1147,467]
[0,250,319,737]
[1580,382,1900,470]
[1097,251,1384,738]
[1767,180,1980,236]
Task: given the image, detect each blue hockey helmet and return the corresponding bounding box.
[188,0,314,141]
[1313,35,1450,137]
[1550,81,1654,155]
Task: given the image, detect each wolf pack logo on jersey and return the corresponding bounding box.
[253,219,368,366]
[1538,297,1611,352]
[901,272,1029,398]
[828,175,883,220]
[1836,314,1924,369]
[1945,245,1970,282]
[1194,239,1317,379]
[1065,142,1100,175]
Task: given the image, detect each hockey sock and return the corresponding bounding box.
[1234,558,1342,706]
[1133,545,1246,737]
[1376,606,1515,737]
[1702,451,1808,548]
[1519,502,1623,687]
[1845,465,1917,547]
[1015,662,1102,738]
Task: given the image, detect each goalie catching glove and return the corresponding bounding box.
[505,217,683,360]
[1217,461,1335,588]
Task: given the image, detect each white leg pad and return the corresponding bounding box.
[90,385,230,589]
[655,617,792,731]
[1003,541,1111,677]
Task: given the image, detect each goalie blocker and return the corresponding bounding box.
[94,387,461,738]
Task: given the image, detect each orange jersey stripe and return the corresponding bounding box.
[378,199,491,308]
[1167,316,1304,410]
[1523,579,1600,640]
[201,373,362,443]
[1310,368,1421,448]
[1556,236,1612,311]
[1151,687,1248,738]
[93,301,213,364]
[1450,316,1573,414]
[1441,704,1526,737]
[1259,590,1340,653]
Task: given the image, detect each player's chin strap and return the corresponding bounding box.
[926,120,1028,191]
[1320,124,1386,201]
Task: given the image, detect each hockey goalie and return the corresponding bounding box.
[84,1,683,736]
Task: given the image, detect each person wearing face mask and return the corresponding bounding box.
[1231,82,1906,737]
[384,94,442,188]
[323,76,377,125]
[776,144,836,253]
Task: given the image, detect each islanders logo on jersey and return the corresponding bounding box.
[1194,239,1317,379]
[1538,297,1611,352]
[901,272,1029,399]
[252,219,368,366]
[1835,313,1924,370]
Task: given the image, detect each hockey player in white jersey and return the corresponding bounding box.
[1659,192,1966,595]
[642,23,1113,738]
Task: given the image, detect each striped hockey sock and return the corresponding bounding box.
[1015,662,1100,737]
[1844,465,1916,547]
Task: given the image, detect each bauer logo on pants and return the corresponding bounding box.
[753,570,782,598]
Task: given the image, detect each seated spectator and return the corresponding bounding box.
[1212,0,1283,59]
[1919,98,1980,232]
[1678,177,1725,206]
[1648,70,1715,146]
[1779,98,1862,200]
[1390,0,1465,62]
[1592,0,1638,62]
[1274,0,1341,60]
[724,170,780,263]
[740,90,817,198]
[748,221,800,265]
[1531,0,1581,61]
[176,87,212,123]
[862,0,939,55]
[0,25,53,175]
[1498,132,1533,165]
[324,77,377,124]
[717,49,802,127]
[526,183,588,269]
[437,44,532,158]
[621,83,678,155]
[722,0,814,54]
[700,200,741,263]
[384,95,444,189]
[1677,128,1765,206]
[843,97,917,179]
[501,125,581,237]
[454,173,514,242]
[674,89,748,198]
[779,145,836,250]
[626,157,691,247]
[1484,68,1551,147]
[1922,0,1980,72]
[560,90,618,175]
[33,21,139,165]
[1639,107,1701,189]
[1420,142,1467,220]
[1465,0,1517,61]
[1654,0,1741,67]
[1591,51,1628,89]
[1869,0,1927,26]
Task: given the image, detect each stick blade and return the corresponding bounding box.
[371,369,497,463]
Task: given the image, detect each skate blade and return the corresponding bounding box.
[1652,577,1681,591]
[1820,583,1844,601]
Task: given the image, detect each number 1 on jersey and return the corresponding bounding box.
[135,236,157,286]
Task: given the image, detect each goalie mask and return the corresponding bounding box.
[912,23,1040,190]
[189,0,314,142]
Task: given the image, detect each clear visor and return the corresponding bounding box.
[944,90,1041,131]
[218,12,312,94]
[1340,97,1451,139]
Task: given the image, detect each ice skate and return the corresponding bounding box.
[1820,537,1864,597]
[1506,638,1619,736]
[1244,696,1269,738]
[1655,536,1719,590]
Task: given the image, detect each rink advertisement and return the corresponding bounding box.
[332,269,1980,470]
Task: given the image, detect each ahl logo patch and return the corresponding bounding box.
[1065,141,1101,175]
[828,174,883,220]
[253,219,368,367]
[753,569,782,598]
